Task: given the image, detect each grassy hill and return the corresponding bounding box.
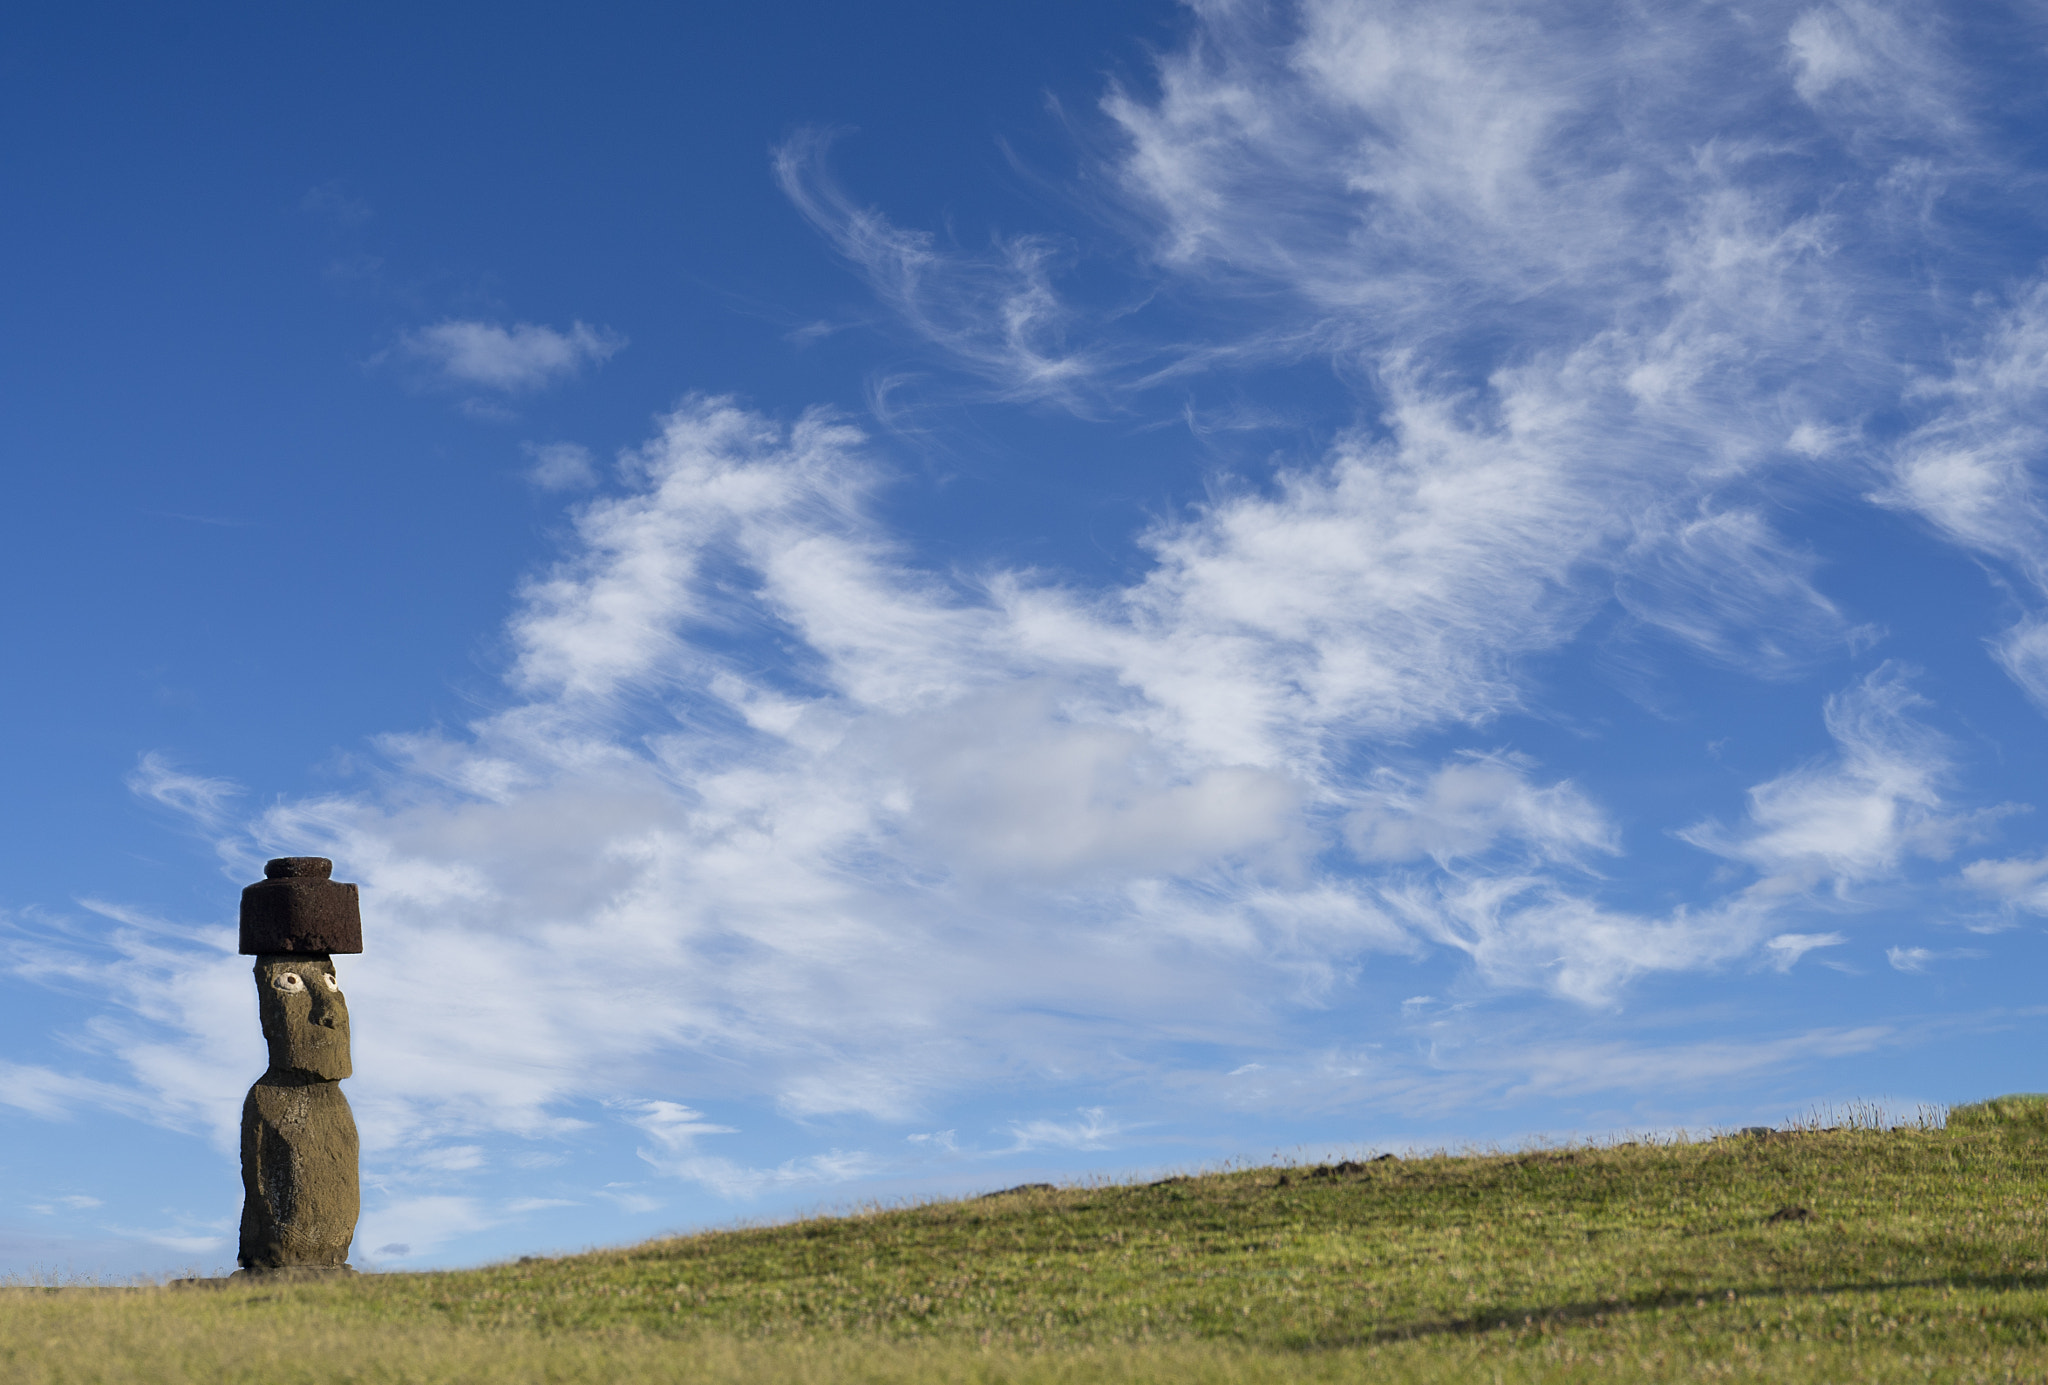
[7,1099,2048,1382]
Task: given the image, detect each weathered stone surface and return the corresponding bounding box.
[264,858,333,877]
[240,1078,359,1269]
[253,952,352,1081]
[239,953,358,1271]
[240,857,363,956]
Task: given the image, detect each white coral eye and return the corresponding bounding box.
[273,972,306,993]
[321,973,341,992]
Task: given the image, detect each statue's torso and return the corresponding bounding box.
[239,1075,359,1269]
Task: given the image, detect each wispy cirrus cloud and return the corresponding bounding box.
[1886,945,1985,974]
[1502,1023,1897,1098]
[1680,666,2001,895]
[395,319,625,394]
[1005,1107,1127,1153]
[126,753,242,834]
[629,1100,881,1198]
[0,1061,147,1122]
[1763,932,1848,972]
[1878,283,2048,711]
[774,130,1111,412]
[1787,0,1971,144]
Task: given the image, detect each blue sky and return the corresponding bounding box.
[6,0,2048,1277]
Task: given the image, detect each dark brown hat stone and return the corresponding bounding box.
[240,858,363,955]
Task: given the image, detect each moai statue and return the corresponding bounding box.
[237,857,362,1275]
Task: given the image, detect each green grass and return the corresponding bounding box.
[9,1099,2048,1382]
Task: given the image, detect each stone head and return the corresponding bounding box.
[254,954,352,1081]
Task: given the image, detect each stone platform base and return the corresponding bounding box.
[170,1266,356,1289]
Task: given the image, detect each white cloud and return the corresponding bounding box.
[595,1187,663,1215]
[774,131,1105,409]
[1171,1019,1901,1119]
[1788,7,1873,100]
[1381,875,1770,1007]
[1110,0,1620,308]
[1876,283,2048,709]
[998,377,1626,762]
[400,1145,486,1175]
[125,753,241,833]
[626,1101,739,1152]
[620,1099,880,1199]
[1345,755,1617,867]
[2,898,256,1145]
[0,1062,140,1122]
[397,320,624,393]
[1614,507,1853,678]
[1786,2,1967,142]
[1071,5,1867,699]
[1349,665,2000,1005]
[102,1224,227,1256]
[505,1197,578,1214]
[1959,851,2048,914]
[1681,666,1990,893]
[1993,620,2048,715]
[522,441,599,491]
[1763,931,1847,972]
[891,687,1306,883]
[1886,945,1983,974]
[25,1194,103,1215]
[1005,1106,1125,1152]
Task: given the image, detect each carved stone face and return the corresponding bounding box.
[254,955,352,1081]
